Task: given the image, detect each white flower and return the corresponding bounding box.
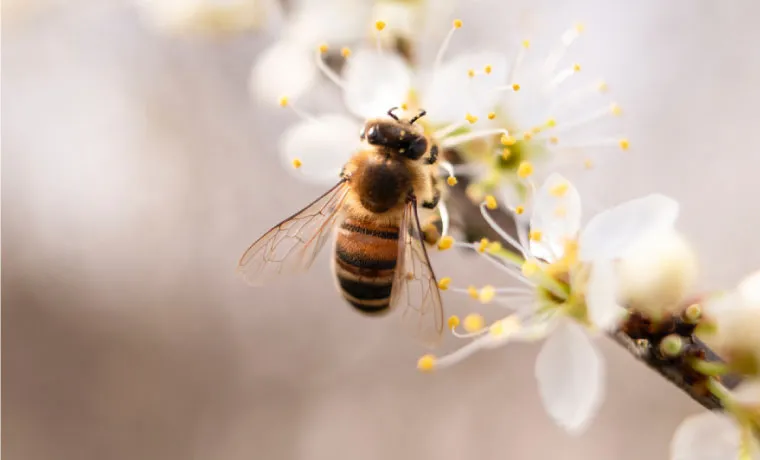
[671,381,760,460]
[700,270,760,376]
[425,174,682,434]
[135,0,277,35]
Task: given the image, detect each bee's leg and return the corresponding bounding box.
[424,144,439,165]
[420,172,445,245]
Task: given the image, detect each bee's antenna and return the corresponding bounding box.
[387,107,400,121]
[409,109,427,125]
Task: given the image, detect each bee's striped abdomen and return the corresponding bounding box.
[334,218,399,315]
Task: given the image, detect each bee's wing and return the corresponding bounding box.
[237,180,350,286]
[390,199,445,348]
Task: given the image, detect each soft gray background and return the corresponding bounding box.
[4,1,760,459]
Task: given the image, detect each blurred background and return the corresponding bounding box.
[4,0,760,458]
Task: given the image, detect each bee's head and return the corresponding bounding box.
[359,108,429,160]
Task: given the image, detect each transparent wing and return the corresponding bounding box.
[237,180,350,286]
[390,199,445,348]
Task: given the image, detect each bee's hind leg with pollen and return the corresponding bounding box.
[420,172,444,246]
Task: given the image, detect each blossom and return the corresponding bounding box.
[423,174,682,433]
[671,381,760,460]
[135,0,279,35]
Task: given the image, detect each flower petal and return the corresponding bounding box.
[578,194,679,262]
[529,173,581,261]
[738,270,760,309]
[422,51,508,124]
[535,318,605,434]
[342,49,412,119]
[585,259,626,331]
[671,412,743,460]
[279,114,360,185]
[250,40,317,104]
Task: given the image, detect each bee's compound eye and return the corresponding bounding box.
[366,125,380,144]
[406,136,428,160]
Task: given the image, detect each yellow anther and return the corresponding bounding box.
[490,316,520,338]
[619,138,630,150]
[489,320,504,337]
[517,161,534,178]
[554,206,567,218]
[375,20,386,31]
[400,102,408,110]
[318,43,329,54]
[522,39,531,49]
[464,313,485,332]
[522,131,533,141]
[500,134,516,146]
[465,113,478,124]
[514,205,525,215]
[438,277,452,291]
[340,47,352,58]
[531,126,542,134]
[447,176,458,186]
[550,181,569,197]
[467,69,476,78]
[437,235,455,250]
[574,23,585,33]
[573,63,581,72]
[467,285,479,299]
[597,80,609,92]
[484,195,498,210]
[278,96,289,107]
[291,158,302,169]
[484,65,493,74]
[501,148,511,160]
[522,259,539,277]
[584,159,594,169]
[487,112,496,120]
[417,354,436,372]
[610,103,622,116]
[512,83,521,91]
[546,118,557,127]
[447,315,461,330]
[549,136,559,144]
[453,19,463,29]
[477,237,489,253]
[486,241,502,254]
[529,230,542,242]
[479,285,496,304]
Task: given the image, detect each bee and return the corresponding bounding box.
[238,107,445,346]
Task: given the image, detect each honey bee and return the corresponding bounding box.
[238,107,445,346]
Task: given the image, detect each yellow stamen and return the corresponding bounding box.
[489,320,504,337]
[467,285,479,299]
[464,313,485,332]
[318,43,329,54]
[453,19,463,29]
[400,102,408,110]
[447,315,461,330]
[549,136,559,144]
[517,162,533,178]
[486,241,502,254]
[512,83,521,91]
[417,354,436,372]
[597,80,608,92]
[446,176,458,186]
[484,65,493,74]
[479,285,496,304]
[550,182,569,197]
[531,126,542,134]
[375,20,386,31]
[575,23,585,33]
[584,159,594,169]
[340,47,352,58]
[467,69,476,78]
[465,113,478,124]
[610,103,622,116]
[501,148,511,160]
[522,39,530,48]
[514,205,525,215]
[619,138,630,150]
[278,96,289,107]
[487,112,496,120]
[484,195,498,210]
[522,131,533,141]
[291,158,302,169]
[522,260,539,277]
[438,277,452,290]
[573,63,581,72]
[501,135,516,146]
[477,238,489,253]
[529,230,542,242]
[546,118,557,127]
[437,235,455,250]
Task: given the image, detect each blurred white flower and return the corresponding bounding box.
[671,381,760,460]
[423,174,681,434]
[135,0,278,35]
[700,270,760,376]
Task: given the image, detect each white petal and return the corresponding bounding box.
[585,259,626,331]
[738,270,760,308]
[250,40,317,104]
[342,49,412,119]
[578,194,680,262]
[731,379,760,407]
[671,412,743,460]
[279,114,360,185]
[535,318,605,434]
[285,0,373,48]
[422,51,508,124]
[529,173,581,261]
